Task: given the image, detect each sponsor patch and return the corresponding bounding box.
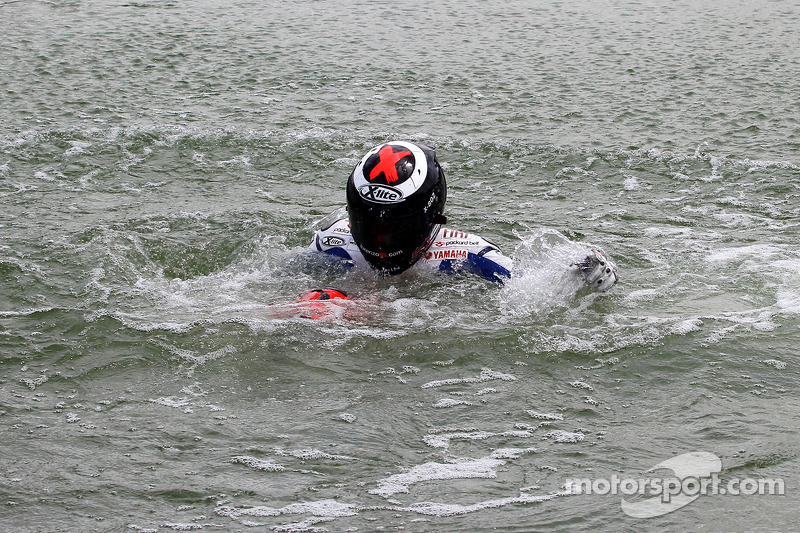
[322,236,346,247]
[434,239,479,247]
[442,229,469,239]
[361,247,402,258]
[358,183,403,203]
[427,249,469,260]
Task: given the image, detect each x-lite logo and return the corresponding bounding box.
[359,183,402,203]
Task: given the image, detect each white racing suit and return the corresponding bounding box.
[308,212,618,290]
[309,215,513,283]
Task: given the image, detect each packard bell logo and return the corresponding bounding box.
[359,184,403,203]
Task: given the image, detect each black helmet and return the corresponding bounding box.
[346,141,447,275]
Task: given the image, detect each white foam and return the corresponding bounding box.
[762,359,787,370]
[776,289,800,314]
[271,517,333,533]
[669,318,703,335]
[735,158,800,172]
[642,226,693,238]
[34,170,56,181]
[489,447,537,460]
[230,456,286,472]
[526,411,563,421]
[150,396,191,408]
[160,523,220,531]
[127,525,159,533]
[274,501,358,518]
[273,448,354,461]
[20,372,49,390]
[216,499,357,519]
[392,490,568,517]
[215,155,251,168]
[422,430,533,449]
[575,357,619,370]
[544,430,585,443]
[421,368,517,389]
[623,174,639,190]
[569,380,594,391]
[433,398,474,408]
[713,212,764,229]
[0,306,53,318]
[370,458,505,497]
[64,140,92,157]
[705,244,784,264]
[154,341,237,366]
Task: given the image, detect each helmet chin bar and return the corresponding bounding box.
[356,222,442,276]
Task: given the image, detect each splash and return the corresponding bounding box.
[502,228,606,317]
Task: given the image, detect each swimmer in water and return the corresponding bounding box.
[307,141,618,293]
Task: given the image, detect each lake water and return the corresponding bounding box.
[2,0,799,531]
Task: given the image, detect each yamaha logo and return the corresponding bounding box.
[359,184,403,203]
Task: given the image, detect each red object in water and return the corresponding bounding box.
[295,288,350,319]
[297,288,349,302]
